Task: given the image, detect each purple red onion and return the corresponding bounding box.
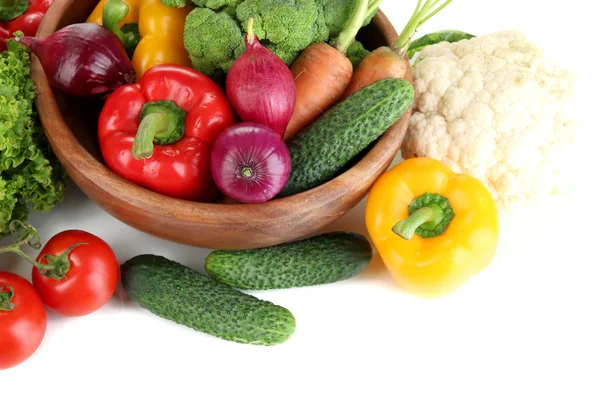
[16,23,135,97]
[226,18,296,137]
[210,122,291,204]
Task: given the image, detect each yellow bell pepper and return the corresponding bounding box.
[87,0,192,80]
[365,158,499,298]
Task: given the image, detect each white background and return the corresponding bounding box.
[1,0,598,399]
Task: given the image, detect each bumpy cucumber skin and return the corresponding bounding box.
[279,78,414,197]
[120,255,296,346]
[205,232,373,290]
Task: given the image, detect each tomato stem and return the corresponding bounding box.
[0,285,15,311]
[9,220,41,249]
[37,242,87,281]
[0,221,47,269]
[0,220,85,280]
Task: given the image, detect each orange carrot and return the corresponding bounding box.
[284,0,381,141]
[284,43,353,141]
[342,47,411,99]
[343,0,454,99]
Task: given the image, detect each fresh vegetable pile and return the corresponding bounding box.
[0,0,579,370]
[181,0,377,78]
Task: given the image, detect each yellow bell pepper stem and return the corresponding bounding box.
[365,157,499,298]
[392,192,455,239]
[393,204,441,240]
[102,0,140,58]
[87,0,192,80]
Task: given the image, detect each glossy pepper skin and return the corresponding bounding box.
[366,157,499,298]
[98,64,236,201]
[87,0,191,80]
[0,0,54,52]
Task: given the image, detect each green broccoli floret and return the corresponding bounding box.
[191,0,243,7]
[236,0,328,61]
[183,8,245,77]
[346,41,370,70]
[160,0,187,7]
[184,0,373,78]
[322,0,376,37]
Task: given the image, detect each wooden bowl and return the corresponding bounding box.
[31,0,413,250]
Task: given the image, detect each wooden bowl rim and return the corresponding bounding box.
[32,1,411,224]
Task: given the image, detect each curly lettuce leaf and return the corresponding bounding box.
[0,40,66,237]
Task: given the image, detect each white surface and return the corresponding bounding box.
[2,1,598,399]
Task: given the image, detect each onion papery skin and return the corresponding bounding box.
[210,122,291,204]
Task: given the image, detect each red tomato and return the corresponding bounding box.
[0,272,47,370]
[32,230,119,317]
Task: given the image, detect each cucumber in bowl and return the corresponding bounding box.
[279,77,414,197]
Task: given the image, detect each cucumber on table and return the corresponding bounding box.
[279,77,414,197]
[205,232,373,290]
[120,255,295,346]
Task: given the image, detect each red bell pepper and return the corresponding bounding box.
[0,0,53,52]
[98,64,237,202]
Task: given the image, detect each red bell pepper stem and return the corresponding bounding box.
[132,113,169,159]
[132,100,187,160]
[0,0,28,21]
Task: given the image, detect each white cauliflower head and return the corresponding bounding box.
[403,30,579,209]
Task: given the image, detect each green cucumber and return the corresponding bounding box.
[120,254,295,346]
[279,77,414,197]
[205,232,373,290]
